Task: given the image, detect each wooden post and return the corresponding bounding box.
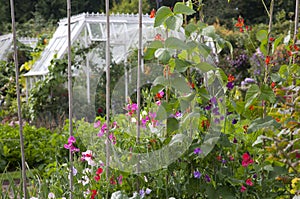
[9,0,28,198]
[105,0,111,182]
[66,0,74,198]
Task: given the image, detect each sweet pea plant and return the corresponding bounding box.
[24,2,299,199]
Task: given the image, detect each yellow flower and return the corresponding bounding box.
[290,177,300,194]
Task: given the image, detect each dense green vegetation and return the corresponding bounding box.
[0,0,297,36]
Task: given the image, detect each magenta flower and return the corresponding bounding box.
[117,175,123,184]
[242,152,254,167]
[240,185,247,192]
[156,101,161,106]
[245,178,253,186]
[97,123,107,137]
[94,120,101,128]
[141,116,149,128]
[149,112,156,119]
[64,136,79,152]
[109,133,117,144]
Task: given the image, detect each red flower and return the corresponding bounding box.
[265,56,271,65]
[294,44,299,51]
[242,152,254,167]
[240,185,247,192]
[188,82,195,89]
[94,175,101,181]
[217,155,222,161]
[110,176,117,185]
[201,120,210,129]
[271,82,276,88]
[287,51,292,56]
[150,9,156,18]
[269,37,275,42]
[239,27,244,33]
[96,167,103,175]
[246,178,253,186]
[154,33,164,41]
[228,74,235,82]
[155,90,164,99]
[235,16,244,27]
[91,190,97,199]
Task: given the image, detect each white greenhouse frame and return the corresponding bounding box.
[23,12,185,106]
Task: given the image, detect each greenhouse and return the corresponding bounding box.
[1,0,299,198]
[23,12,189,120]
[0,33,38,61]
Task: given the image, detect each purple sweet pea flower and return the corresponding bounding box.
[232,119,238,124]
[226,82,234,90]
[233,137,238,143]
[212,107,220,115]
[194,147,203,155]
[205,105,212,111]
[145,188,152,194]
[194,171,202,179]
[244,78,256,83]
[210,97,217,105]
[205,174,211,182]
[139,189,145,198]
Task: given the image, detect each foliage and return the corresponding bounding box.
[111,0,150,14]
[0,123,68,173]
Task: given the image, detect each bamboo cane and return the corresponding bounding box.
[9,0,28,198]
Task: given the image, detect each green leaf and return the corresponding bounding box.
[170,75,190,93]
[225,41,233,57]
[185,23,198,37]
[167,118,179,134]
[247,116,281,134]
[201,26,216,39]
[154,6,173,27]
[143,48,156,60]
[245,84,260,108]
[195,62,216,72]
[165,37,188,50]
[154,48,171,64]
[173,2,196,15]
[272,35,283,54]
[174,58,191,72]
[148,40,164,49]
[198,43,211,58]
[260,84,276,103]
[165,14,183,31]
[256,30,268,42]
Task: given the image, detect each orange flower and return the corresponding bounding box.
[228,74,235,82]
[150,9,156,18]
[154,33,164,41]
[249,105,254,111]
[235,16,244,27]
[265,56,271,65]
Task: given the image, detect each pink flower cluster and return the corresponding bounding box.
[64,136,79,152]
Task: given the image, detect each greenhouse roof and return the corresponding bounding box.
[24,12,183,77]
[0,34,13,61]
[0,33,38,61]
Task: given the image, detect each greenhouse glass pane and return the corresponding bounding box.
[89,23,102,40]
